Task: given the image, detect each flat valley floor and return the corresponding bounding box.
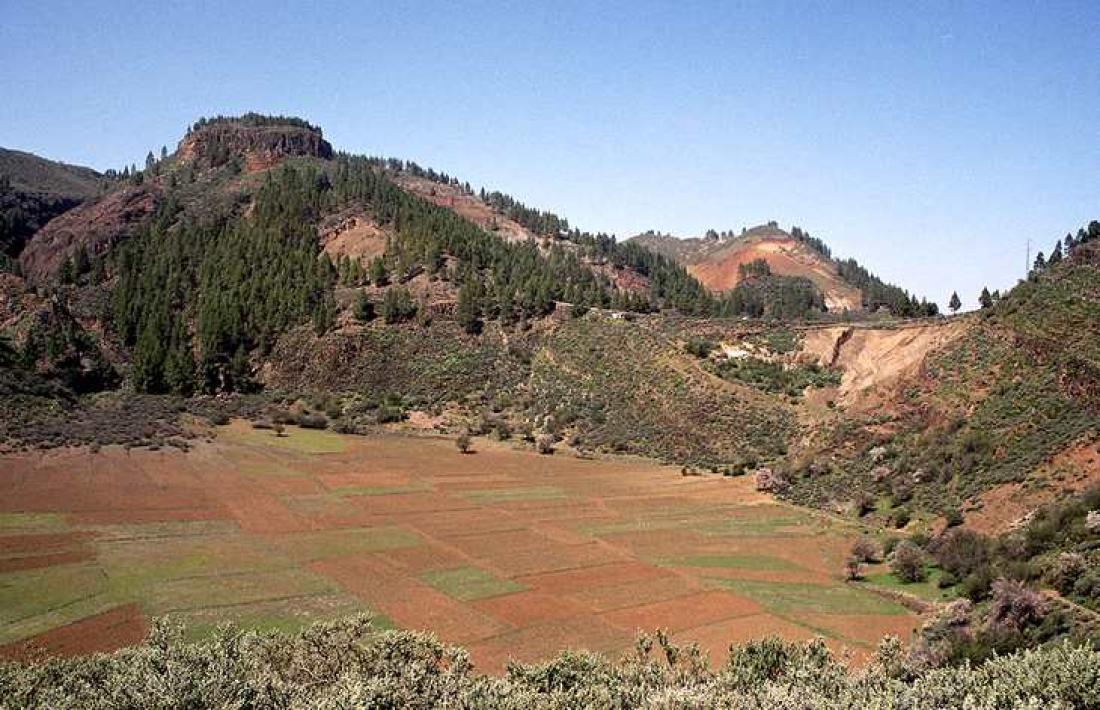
[0,421,917,671]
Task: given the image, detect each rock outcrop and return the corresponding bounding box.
[177,121,333,171]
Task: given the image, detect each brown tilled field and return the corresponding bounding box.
[0,421,917,670]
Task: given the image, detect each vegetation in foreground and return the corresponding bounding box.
[2,616,1098,709]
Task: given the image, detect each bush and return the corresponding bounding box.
[851,537,880,564]
[892,506,911,529]
[685,337,717,358]
[962,567,995,601]
[892,541,927,583]
[298,413,328,429]
[535,433,555,455]
[456,432,472,454]
[2,616,1099,708]
[932,528,990,579]
[988,578,1048,632]
[754,467,791,494]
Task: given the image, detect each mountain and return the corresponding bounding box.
[1,115,1094,510]
[632,223,936,317]
[1,114,1098,669]
[0,147,109,262]
[786,231,1100,533]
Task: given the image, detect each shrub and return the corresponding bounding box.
[1086,510,1100,534]
[298,413,328,429]
[456,432,472,454]
[988,578,1048,633]
[892,541,927,583]
[851,537,880,564]
[932,528,990,579]
[1072,568,1100,602]
[844,556,862,581]
[685,337,717,358]
[2,616,1099,708]
[754,467,791,494]
[962,567,995,601]
[892,506,911,529]
[535,433,555,455]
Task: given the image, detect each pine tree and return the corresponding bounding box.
[949,291,962,314]
[381,287,416,324]
[1033,251,1046,273]
[978,287,993,309]
[456,277,483,334]
[369,257,389,286]
[1048,240,1063,265]
[352,291,374,321]
[58,255,76,284]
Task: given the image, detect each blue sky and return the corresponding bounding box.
[2,1,1098,308]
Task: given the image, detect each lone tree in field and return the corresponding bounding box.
[891,541,927,583]
[948,291,961,314]
[851,537,880,564]
[844,556,863,581]
[535,433,555,455]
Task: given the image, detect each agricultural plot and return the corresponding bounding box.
[0,421,917,670]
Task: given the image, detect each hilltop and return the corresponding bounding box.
[633,224,936,317]
[0,148,109,264]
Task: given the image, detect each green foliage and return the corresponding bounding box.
[2,616,1098,708]
[111,164,337,394]
[528,318,792,467]
[352,291,375,321]
[188,112,322,135]
[685,336,717,358]
[366,156,721,316]
[892,541,927,583]
[713,356,841,397]
[381,287,417,324]
[727,273,826,319]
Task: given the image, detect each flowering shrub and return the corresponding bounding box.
[2,615,1098,709]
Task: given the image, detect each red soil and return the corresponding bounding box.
[601,591,763,634]
[687,237,863,311]
[673,613,818,663]
[0,604,147,662]
[568,576,700,613]
[0,430,918,671]
[799,612,918,648]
